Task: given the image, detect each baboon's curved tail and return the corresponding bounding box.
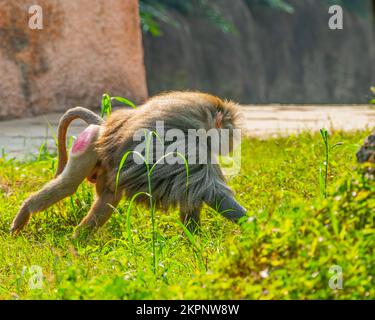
[55,107,103,177]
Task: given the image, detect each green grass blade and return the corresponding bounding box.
[124,192,151,244]
[112,96,137,109]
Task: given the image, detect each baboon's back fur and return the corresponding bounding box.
[96,91,240,210]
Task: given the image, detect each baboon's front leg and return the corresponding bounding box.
[11,125,100,234]
[180,203,202,234]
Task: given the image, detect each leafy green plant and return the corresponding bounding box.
[319,129,329,198]
[139,0,237,36]
[112,96,137,109]
[114,130,189,274]
[101,94,137,118]
[370,87,375,105]
[100,94,112,118]
[139,1,179,36]
[319,128,343,198]
[176,220,206,271]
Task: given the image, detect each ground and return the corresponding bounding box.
[0,105,374,158]
[0,129,373,299]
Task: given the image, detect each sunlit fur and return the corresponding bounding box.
[97,91,240,209]
[12,91,245,237]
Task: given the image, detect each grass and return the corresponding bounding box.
[0,129,373,299]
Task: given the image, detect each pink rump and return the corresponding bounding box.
[72,126,97,154]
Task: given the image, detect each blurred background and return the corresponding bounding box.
[0,0,374,120]
[142,0,374,104]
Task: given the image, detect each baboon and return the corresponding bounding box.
[11,91,247,237]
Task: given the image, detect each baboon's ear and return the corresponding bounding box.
[215,111,224,128]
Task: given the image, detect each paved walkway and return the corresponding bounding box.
[0,105,373,159]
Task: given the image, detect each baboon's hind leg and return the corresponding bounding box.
[11,125,100,234]
[73,177,122,238]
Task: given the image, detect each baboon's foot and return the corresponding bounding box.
[10,207,31,235]
[72,224,96,241]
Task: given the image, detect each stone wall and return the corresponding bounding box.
[143,0,375,104]
[0,0,148,119]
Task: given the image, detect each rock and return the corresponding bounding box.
[0,0,148,120]
[357,132,375,163]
